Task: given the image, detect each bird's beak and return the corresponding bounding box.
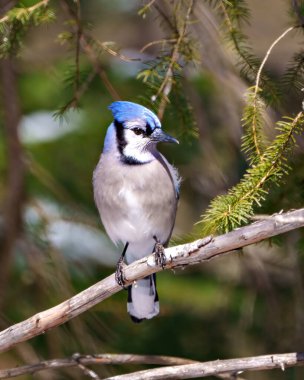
[151,128,179,144]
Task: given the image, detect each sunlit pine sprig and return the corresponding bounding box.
[200,112,304,234]
[241,24,297,166]
[241,87,267,165]
[0,0,55,57]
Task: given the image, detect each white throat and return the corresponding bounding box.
[123,144,155,164]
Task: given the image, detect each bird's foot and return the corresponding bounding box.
[154,237,166,269]
[115,256,127,289]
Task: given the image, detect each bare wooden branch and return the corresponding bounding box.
[104,352,304,380]
[0,353,196,379]
[0,208,304,353]
[2,351,302,380]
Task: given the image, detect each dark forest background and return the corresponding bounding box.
[1,1,304,379]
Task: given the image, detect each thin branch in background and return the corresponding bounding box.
[93,39,140,62]
[154,0,194,120]
[254,26,296,97]
[0,208,304,353]
[140,38,177,53]
[2,351,300,380]
[60,0,120,102]
[0,352,248,379]
[74,0,82,100]
[79,35,120,100]
[138,0,157,17]
[104,352,304,380]
[73,353,101,380]
[53,67,97,117]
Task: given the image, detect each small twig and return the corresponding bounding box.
[73,353,101,380]
[79,35,120,100]
[94,40,140,62]
[60,0,120,101]
[254,25,296,97]
[140,38,177,53]
[138,0,157,16]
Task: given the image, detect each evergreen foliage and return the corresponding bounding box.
[196,1,304,235]
[281,50,304,94]
[211,0,281,105]
[241,87,267,164]
[136,0,198,129]
[2,0,304,237]
[200,112,304,234]
[0,0,54,57]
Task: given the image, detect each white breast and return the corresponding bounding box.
[93,153,178,262]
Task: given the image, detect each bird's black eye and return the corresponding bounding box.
[133,127,144,136]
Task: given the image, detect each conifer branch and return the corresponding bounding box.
[219,1,258,79]
[137,0,196,124]
[56,0,120,116]
[243,25,298,163]
[241,88,265,163]
[138,0,157,17]
[217,0,280,105]
[201,112,304,233]
[0,0,54,57]
[241,26,296,164]
[200,21,304,234]
[281,50,304,93]
[74,0,82,100]
[0,0,50,25]
[155,0,194,120]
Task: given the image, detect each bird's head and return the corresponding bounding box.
[106,101,178,164]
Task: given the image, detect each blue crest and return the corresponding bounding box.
[109,101,161,129]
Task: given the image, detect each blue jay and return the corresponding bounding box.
[93,101,179,323]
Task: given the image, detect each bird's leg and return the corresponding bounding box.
[153,236,166,269]
[115,242,129,289]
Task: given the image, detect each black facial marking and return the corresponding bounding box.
[114,119,146,166]
[145,122,153,136]
[114,119,126,155]
[121,155,146,165]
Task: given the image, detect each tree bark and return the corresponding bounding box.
[0,52,25,307]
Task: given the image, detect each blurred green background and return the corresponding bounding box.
[1,1,304,379]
